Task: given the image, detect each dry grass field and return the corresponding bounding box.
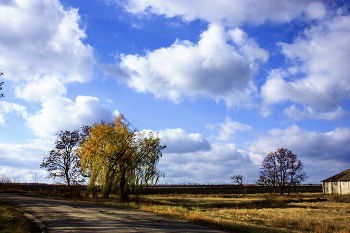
[131,193,350,233]
[1,184,349,233]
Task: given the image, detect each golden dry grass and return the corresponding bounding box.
[16,188,350,233]
[133,193,350,233]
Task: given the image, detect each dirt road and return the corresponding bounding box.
[0,193,233,232]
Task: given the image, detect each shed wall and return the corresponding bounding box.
[322,181,350,194]
[340,181,350,194]
[323,182,331,194]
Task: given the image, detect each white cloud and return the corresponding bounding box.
[26,96,115,139]
[0,140,51,171]
[14,73,67,102]
[0,0,94,101]
[248,125,350,183]
[0,101,27,126]
[123,0,325,26]
[207,117,253,141]
[0,166,48,183]
[306,1,326,20]
[283,105,345,121]
[151,127,255,184]
[159,142,253,184]
[131,22,141,29]
[156,119,350,184]
[261,69,338,110]
[111,24,268,107]
[158,128,211,153]
[249,125,350,164]
[0,139,50,182]
[122,0,348,121]
[262,13,350,118]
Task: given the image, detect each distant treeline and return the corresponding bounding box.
[0,183,322,195]
[136,184,322,195]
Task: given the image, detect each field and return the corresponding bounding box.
[133,193,350,233]
[1,184,349,233]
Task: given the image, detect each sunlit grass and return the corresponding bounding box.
[4,185,350,233]
[131,193,350,233]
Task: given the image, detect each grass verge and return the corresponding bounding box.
[0,202,41,233]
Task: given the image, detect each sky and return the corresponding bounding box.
[0,0,350,185]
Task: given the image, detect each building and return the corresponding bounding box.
[321,168,350,195]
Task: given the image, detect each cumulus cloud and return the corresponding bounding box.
[158,124,350,184]
[26,96,115,138]
[14,73,67,102]
[207,117,253,141]
[249,125,350,164]
[0,166,47,183]
[0,1,107,139]
[0,140,51,178]
[122,0,347,121]
[123,0,325,26]
[283,105,345,121]
[0,101,27,126]
[262,13,350,119]
[158,128,211,153]
[149,127,255,184]
[159,142,253,184]
[248,125,350,183]
[107,24,268,107]
[0,0,94,101]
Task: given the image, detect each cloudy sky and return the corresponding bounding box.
[1,0,350,184]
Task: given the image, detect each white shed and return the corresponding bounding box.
[321,168,350,195]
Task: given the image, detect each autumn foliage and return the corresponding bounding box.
[78,115,166,201]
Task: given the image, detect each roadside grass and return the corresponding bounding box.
[0,202,41,233]
[4,187,350,233]
[127,193,350,233]
[49,192,349,233]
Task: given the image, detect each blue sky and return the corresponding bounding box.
[1,0,350,184]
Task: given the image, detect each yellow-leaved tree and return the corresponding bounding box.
[78,114,166,202]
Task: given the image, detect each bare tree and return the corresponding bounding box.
[231,174,245,195]
[257,148,307,195]
[40,130,83,190]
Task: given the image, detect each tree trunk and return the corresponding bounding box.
[273,184,278,194]
[288,184,292,195]
[66,172,72,195]
[280,184,285,195]
[92,187,97,198]
[119,170,129,202]
[102,184,112,198]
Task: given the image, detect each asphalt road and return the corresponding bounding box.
[0,193,233,233]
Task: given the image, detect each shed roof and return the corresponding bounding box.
[321,168,350,182]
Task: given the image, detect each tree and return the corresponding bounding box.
[0,70,4,98]
[78,115,166,201]
[40,130,83,189]
[257,148,307,195]
[231,174,245,195]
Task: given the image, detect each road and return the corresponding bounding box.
[0,193,234,232]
